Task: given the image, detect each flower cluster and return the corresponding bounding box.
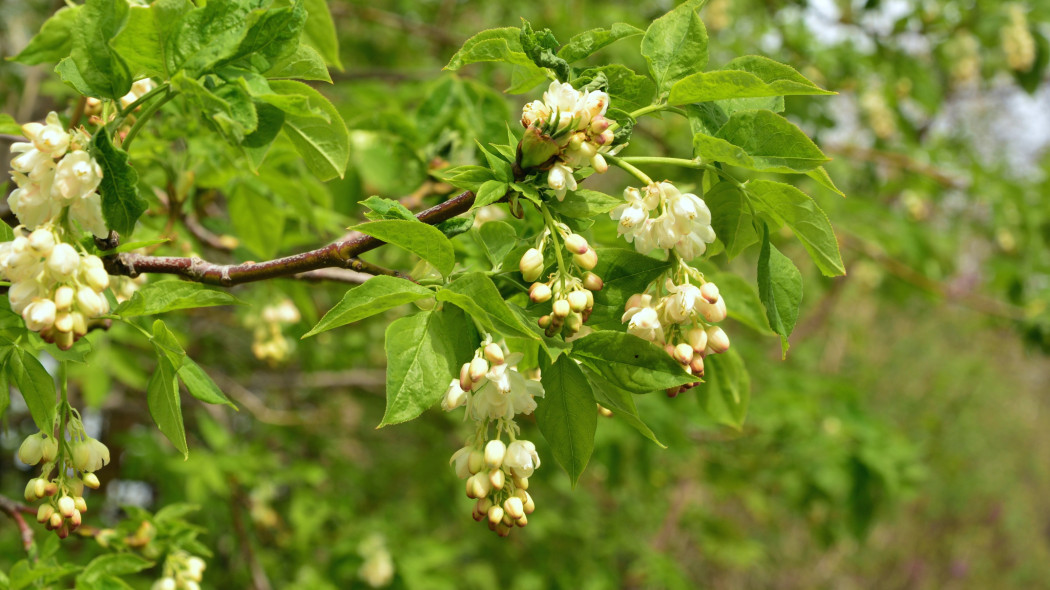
[249,299,301,365]
[0,228,111,349]
[357,533,395,588]
[8,112,107,235]
[519,81,621,200]
[19,415,111,539]
[519,224,602,338]
[610,182,716,260]
[152,552,207,590]
[441,340,543,536]
[1001,4,1035,72]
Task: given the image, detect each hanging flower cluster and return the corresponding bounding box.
[611,181,716,260]
[151,552,207,590]
[520,222,603,339]
[441,339,543,536]
[1001,4,1036,72]
[19,414,111,539]
[518,81,621,200]
[249,299,301,365]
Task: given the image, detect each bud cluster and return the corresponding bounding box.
[86,78,157,120]
[518,81,623,200]
[520,226,603,338]
[18,414,111,538]
[8,112,108,235]
[441,339,544,536]
[611,182,716,260]
[249,299,301,365]
[152,552,207,590]
[0,227,111,349]
[622,276,731,397]
[1001,4,1036,72]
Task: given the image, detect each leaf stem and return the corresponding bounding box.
[120,89,176,152]
[539,203,568,282]
[606,155,654,185]
[112,82,169,129]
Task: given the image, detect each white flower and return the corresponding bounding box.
[68,192,108,237]
[441,378,468,411]
[449,446,474,479]
[8,170,60,230]
[120,78,155,109]
[52,151,103,202]
[9,143,54,177]
[47,243,80,278]
[622,295,664,343]
[664,281,702,323]
[23,299,57,332]
[521,100,550,128]
[576,90,610,125]
[504,440,541,477]
[22,112,70,157]
[547,162,577,201]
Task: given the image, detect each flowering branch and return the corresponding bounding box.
[103,190,478,287]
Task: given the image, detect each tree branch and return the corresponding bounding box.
[102,190,477,287]
[0,494,36,557]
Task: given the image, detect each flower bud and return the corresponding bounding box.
[54,286,75,311]
[519,248,544,282]
[83,266,109,291]
[690,356,705,376]
[705,326,730,354]
[513,475,529,490]
[469,357,489,382]
[71,312,88,336]
[552,299,570,319]
[23,299,57,332]
[565,312,583,333]
[564,233,589,255]
[37,504,54,524]
[18,433,45,465]
[487,505,505,525]
[44,481,59,497]
[599,129,614,145]
[518,125,562,169]
[504,496,525,520]
[83,472,101,489]
[468,450,485,475]
[573,248,597,270]
[687,327,708,353]
[58,495,76,518]
[27,229,55,254]
[700,282,720,304]
[48,512,63,530]
[41,435,59,463]
[459,363,472,392]
[69,508,82,529]
[186,556,206,581]
[47,243,80,277]
[591,153,609,173]
[484,343,504,365]
[54,312,73,333]
[442,380,468,411]
[484,439,506,469]
[567,290,589,313]
[152,578,177,590]
[495,522,512,537]
[183,582,201,590]
[699,297,727,323]
[529,282,552,303]
[74,496,88,513]
[674,343,694,364]
[77,287,105,317]
[522,491,536,514]
[24,479,39,502]
[582,272,603,291]
[489,468,505,490]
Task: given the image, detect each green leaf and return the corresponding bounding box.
[550,189,622,219]
[228,182,284,259]
[171,73,259,144]
[757,225,803,357]
[178,359,236,408]
[745,180,845,276]
[640,0,709,95]
[668,55,834,105]
[436,272,539,340]
[700,270,773,335]
[557,23,644,63]
[300,0,342,68]
[583,367,665,447]
[110,3,173,80]
[443,27,547,93]
[265,43,332,82]
[588,248,671,329]
[7,348,56,433]
[79,554,153,583]
[233,1,306,72]
[0,114,20,135]
[167,0,253,76]
[303,276,433,338]
[360,196,414,221]
[706,181,757,259]
[582,65,657,112]
[10,6,80,65]
[537,355,596,486]
[696,348,749,429]
[55,57,101,97]
[571,331,695,394]
[435,216,474,239]
[116,281,244,317]
[70,0,133,100]
[434,165,496,193]
[806,166,845,197]
[90,130,144,237]
[0,359,9,423]
[381,307,474,426]
[710,110,829,173]
[474,221,517,268]
[684,102,728,135]
[147,353,188,458]
[473,180,509,209]
[267,80,349,180]
[351,220,455,276]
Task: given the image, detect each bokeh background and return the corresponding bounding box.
[2,0,1050,588]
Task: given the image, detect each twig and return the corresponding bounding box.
[103,190,478,287]
[826,144,969,190]
[183,211,234,252]
[0,494,36,557]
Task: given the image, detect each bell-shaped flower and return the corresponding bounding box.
[664,281,702,324]
[504,440,541,478]
[53,151,103,202]
[547,162,577,201]
[22,112,70,157]
[69,192,108,237]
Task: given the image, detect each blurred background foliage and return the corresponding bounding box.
[2,0,1050,588]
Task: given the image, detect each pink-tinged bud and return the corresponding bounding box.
[74,496,87,513]
[700,282,720,304]
[48,512,63,530]
[513,475,529,490]
[57,521,70,539]
[516,515,528,528]
[564,233,589,255]
[582,272,603,291]
[567,290,588,313]
[54,312,73,333]
[690,356,705,376]
[502,511,514,527]
[469,357,489,382]
[496,523,512,537]
[674,343,694,364]
[705,326,730,354]
[489,468,505,490]
[504,496,525,519]
[573,248,597,270]
[37,504,54,524]
[44,481,58,497]
[589,116,610,134]
[83,472,101,489]
[522,491,535,514]
[58,495,76,518]
[519,248,544,282]
[552,299,570,318]
[484,343,504,365]
[566,312,582,333]
[687,327,708,353]
[599,129,614,145]
[666,386,681,398]
[699,298,727,323]
[487,505,505,525]
[459,363,472,392]
[69,509,82,529]
[484,439,506,469]
[71,312,87,336]
[538,315,552,328]
[529,282,552,303]
[55,329,75,350]
[664,343,676,356]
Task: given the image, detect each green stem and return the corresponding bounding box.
[120,89,176,152]
[112,82,169,129]
[606,155,654,185]
[539,203,568,282]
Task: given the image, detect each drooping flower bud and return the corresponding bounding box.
[563,233,589,255]
[503,496,525,520]
[487,505,505,525]
[27,229,55,254]
[674,343,694,364]
[489,468,505,490]
[567,290,589,313]
[37,504,54,524]
[185,557,206,582]
[442,379,468,411]
[484,343,504,365]
[529,282,552,303]
[519,248,545,282]
[54,286,74,311]
[58,495,76,518]
[47,243,80,278]
[700,282,720,304]
[552,299,570,319]
[687,327,708,353]
[484,439,506,469]
[573,248,597,270]
[18,433,45,465]
[582,272,603,291]
[705,326,730,354]
[48,512,63,530]
[23,299,57,332]
[74,496,88,513]
[83,472,101,489]
[469,357,489,382]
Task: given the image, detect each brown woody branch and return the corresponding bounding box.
[102,190,477,287]
[0,494,36,557]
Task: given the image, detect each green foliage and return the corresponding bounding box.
[351,220,455,276]
[757,225,803,357]
[537,355,596,486]
[91,130,146,237]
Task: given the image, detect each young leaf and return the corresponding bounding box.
[167,0,253,76]
[557,23,644,63]
[0,114,20,136]
[7,348,56,433]
[381,307,475,427]
[640,0,709,94]
[351,220,456,276]
[151,320,236,409]
[267,80,349,180]
[746,180,845,276]
[472,180,509,209]
[668,55,834,105]
[230,0,306,71]
[433,165,497,193]
[757,225,803,357]
[571,331,695,394]
[713,110,829,173]
[696,349,750,429]
[806,166,846,197]
[91,130,146,237]
[443,27,547,93]
[436,272,539,340]
[303,276,433,338]
[300,0,342,68]
[109,1,188,81]
[360,196,415,221]
[549,189,622,219]
[700,270,773,335]
[474,221,517,268]
[116,281,244,317]
[587,248,671,329]
[147,354,188,458]
[575,65,657,112]
[705,181,758,259]
[537,355,597,486]
[265,44,332,82]
[10,6,80,65]
[71,0,132,99]
[79,554,153,583]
